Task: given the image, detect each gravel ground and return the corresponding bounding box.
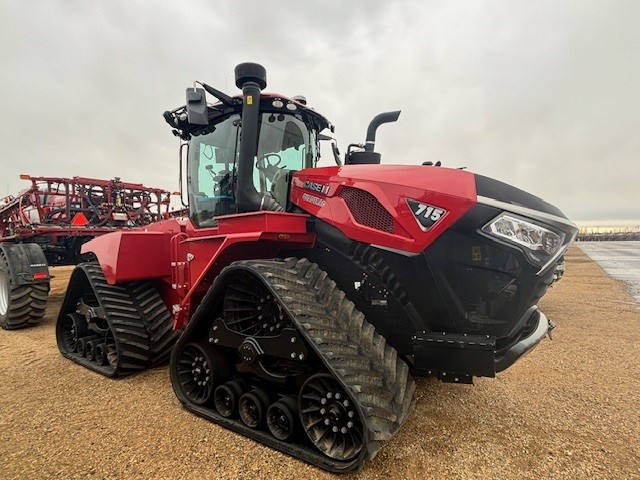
[1,246,639,480]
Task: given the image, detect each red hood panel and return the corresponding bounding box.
[291,165,477,253]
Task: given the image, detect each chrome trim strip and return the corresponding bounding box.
[371,244,417,257]
[477,196,577,229]
[537,242,573,276]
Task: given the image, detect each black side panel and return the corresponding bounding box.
[475,174,567,218]
[288,213,557,362]
[426,204,556,350]
[287,220,445,356]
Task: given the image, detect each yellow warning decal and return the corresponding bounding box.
[246,95,253,105]
[472,246,482,261]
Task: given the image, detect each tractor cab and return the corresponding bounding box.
[164,64,331,227]
[187,109,318,227]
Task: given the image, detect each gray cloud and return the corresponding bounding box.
[1,0,638,222]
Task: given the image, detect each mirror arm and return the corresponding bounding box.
[200,82,241,108]
[331,140,342,166]
[178,141,189,208]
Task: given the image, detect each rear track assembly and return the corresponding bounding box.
[170,257,415,472]
[56,262,178,377]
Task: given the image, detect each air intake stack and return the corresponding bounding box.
[234,63,284,213]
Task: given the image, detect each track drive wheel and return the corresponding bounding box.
[57,313,89,353]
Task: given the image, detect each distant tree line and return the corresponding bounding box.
[577,231,640,241]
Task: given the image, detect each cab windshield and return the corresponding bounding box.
[188,112,317,227]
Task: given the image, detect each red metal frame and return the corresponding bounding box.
[0,174,172,243]
[83,211,316,328]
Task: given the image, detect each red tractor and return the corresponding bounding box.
[55,63,577,472]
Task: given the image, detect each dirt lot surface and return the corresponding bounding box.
[1,246,639,480]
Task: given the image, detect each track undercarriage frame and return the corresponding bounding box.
[170,258,414,472]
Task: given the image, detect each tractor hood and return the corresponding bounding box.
[291,164,576,259]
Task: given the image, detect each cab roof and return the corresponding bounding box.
[164,92,332,140]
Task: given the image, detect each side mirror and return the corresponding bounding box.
[186,87,208,125]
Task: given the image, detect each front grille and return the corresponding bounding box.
[339,186,394,234]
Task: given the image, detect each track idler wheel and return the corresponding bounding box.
[56,313,89,354]
[214,379,247,418]
[299,373,364,461]
[267,396,298,441]
[239,388,271,428]
[175,342,229,406]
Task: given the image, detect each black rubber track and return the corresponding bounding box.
[57,262,178,377]
[0,252,48,330]
[171,257,415,472]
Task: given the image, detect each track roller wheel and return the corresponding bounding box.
[267,396,298,441]
[85,339,100,361]
[56,313,88,354]
[174,342,229,406]
[214,379,247,418]
[94,343,107,366]
[299,373,364,461]
[239,388,271,428]
[76,335,99,357]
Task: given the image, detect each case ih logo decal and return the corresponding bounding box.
[303,181,330,195]
[407,199,446,231]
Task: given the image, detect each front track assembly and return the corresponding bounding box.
[170,258,415,472]
[56,262,178,377]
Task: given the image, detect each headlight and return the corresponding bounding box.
[482,214,565,263]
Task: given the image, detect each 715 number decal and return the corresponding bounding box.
[406,199,447,231]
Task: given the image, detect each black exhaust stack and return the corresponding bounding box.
[365,111,401,152]
[234,63,284,213]
[346,110,401,165]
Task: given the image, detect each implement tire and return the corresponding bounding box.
[0,249,49,330]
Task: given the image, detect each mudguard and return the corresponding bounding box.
[0,243,50,285]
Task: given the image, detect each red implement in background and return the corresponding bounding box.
[0,175,174,265]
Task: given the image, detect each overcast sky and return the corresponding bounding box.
[1,0,638,222]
